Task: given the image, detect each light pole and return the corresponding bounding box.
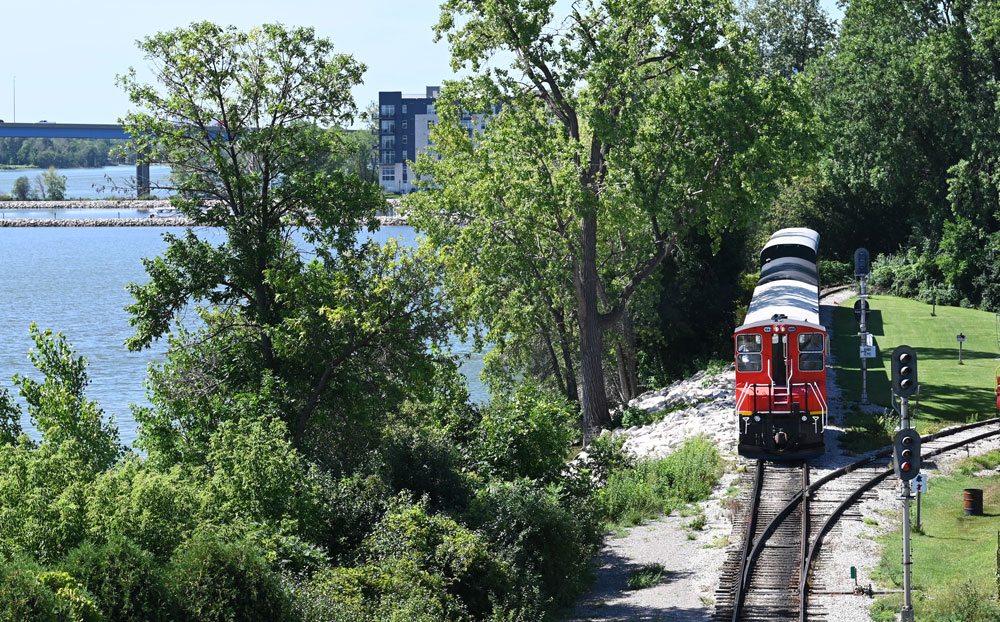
[957,333,966,365]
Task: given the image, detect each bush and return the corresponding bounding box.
[165,531,290,622]
[378,423,472,512]
[596,436,721,528]
[313,472,389,564]
[85,461,201,561]
[367,496,501,619]
[0,561,64,621]
[621,406,654,429]
[59,537,172,622]
[818,259,853,286]
[468,479,600,610]
[473,384,576,482]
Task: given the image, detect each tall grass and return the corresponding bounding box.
[596,436,722,530]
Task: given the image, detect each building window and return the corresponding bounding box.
[402,120,407,130]
[427,104,435,114]
[402,166,408,182]
[380,120,395,134]
[402,136,407,145]
[427,120,433,129]
[380,104,395,116]
[380,152,394,165]
[402,150,408,160]
[380,136,395,150]
[381,167,395,181]
[402,104,407,114]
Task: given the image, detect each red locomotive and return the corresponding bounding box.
[734,228,828,460]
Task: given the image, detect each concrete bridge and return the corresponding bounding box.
[0,123,151,196]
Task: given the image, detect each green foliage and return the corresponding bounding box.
[818,260,853,287]
[11,175,33,200]
[597,436,722,528]
[85,461,200,561]
[625,563,667,590]
[59,537,171,622]
[621,406,652,429]
[412,0,814,427]
[473,384,576,483]
[205,412,321,531]
[39,167,67,200]
[468,479,600,609]
[14,324,121,472]
[738,0,835,77]
[378,422,472,512]
[165,531,290,622]
[0,137,123,170]
[0,561,65,621]
[36,571,102,622]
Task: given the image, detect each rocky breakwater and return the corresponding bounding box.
[0,200,174,210]
[0,218,191,227]
[599,365,738,460]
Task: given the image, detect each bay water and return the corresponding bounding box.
[0,221,486,448]
[0,164,173,200]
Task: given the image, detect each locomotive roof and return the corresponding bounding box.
[760,228,820,265]
[741,279,820,328]
[759,256,819,287]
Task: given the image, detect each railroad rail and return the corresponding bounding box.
[715,416,1000,622]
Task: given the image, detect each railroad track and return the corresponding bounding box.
[714,416,1000,622]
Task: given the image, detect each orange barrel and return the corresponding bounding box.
[964,489,984,516]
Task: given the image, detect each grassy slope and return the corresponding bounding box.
[831,295,1000,432]
[829,296,1000,619]
[870,454,1000,620]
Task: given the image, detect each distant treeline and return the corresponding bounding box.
[0,137,133,169]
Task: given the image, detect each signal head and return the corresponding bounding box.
[892,345,919,397]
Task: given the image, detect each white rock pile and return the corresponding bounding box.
[601,365,738,460]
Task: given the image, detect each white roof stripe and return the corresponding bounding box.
[743,279,820,326]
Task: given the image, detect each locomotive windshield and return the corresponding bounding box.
[798,333,824,371]
[736,334,763,372]
[737,334,762,352]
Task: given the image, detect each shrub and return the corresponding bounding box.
[367,496,501,619]
[85,461,201,561]
[621,406,654,429]
[468,479,600,610]
[596,436,721,528]
[164,531,290,622]
[378,423,471,512]
[36,571,102,622]
[205,414,322,532]
[473,384,576,482]
[0,561,63,621]
[817,259,853,286]
[59,537,172,622]
[313,472,389,564]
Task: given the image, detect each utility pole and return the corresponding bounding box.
[892,346,920,622]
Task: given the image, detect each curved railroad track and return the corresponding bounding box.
[714,416,1000,622]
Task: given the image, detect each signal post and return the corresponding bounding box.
[892,346,919,622]
[855,248,872,403]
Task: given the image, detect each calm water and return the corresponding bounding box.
[0,165,173,200]
[0,224,485,447]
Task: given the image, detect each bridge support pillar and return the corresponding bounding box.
[136,162,150,198]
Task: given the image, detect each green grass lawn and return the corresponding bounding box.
[831,295,1000,433]
[869,452,1000,621]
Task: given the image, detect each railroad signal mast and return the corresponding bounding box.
[855,248,871,403]
[891,345,919,622]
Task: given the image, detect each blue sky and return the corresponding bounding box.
[0,0,842,126]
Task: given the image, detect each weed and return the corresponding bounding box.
[687,514,707,531]
[626,563,666,590]
[699,595,715,607]
[863,517,879,527]
[706,535,730,549]
[869,598,897,622]
[687,533,697,540]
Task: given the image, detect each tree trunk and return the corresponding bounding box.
[615,311,639,403]
[576,213,611,428]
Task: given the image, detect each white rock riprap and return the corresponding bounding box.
[614,367,738,460]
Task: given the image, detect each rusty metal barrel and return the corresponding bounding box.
[964,489,984,516]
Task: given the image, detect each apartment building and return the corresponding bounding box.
[377,86,494,194]
[377,86,440,194]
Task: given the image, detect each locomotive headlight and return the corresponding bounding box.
[754,415,761,422]
[801,416,808,422]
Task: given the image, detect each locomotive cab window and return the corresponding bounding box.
[737,353,762,372]
[798,333,824,371]
[737,334,762,352]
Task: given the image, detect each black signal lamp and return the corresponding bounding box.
[892,346,919,398]
[893,428,921,481]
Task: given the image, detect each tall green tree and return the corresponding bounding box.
[409,0,813,427]
[40,167,67,200]
[11,176,32,200]
[739,0,835,77]
[118,22,452,461]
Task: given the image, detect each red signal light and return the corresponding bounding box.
[902,462,912,472]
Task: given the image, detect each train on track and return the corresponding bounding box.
[734,228,828,460]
